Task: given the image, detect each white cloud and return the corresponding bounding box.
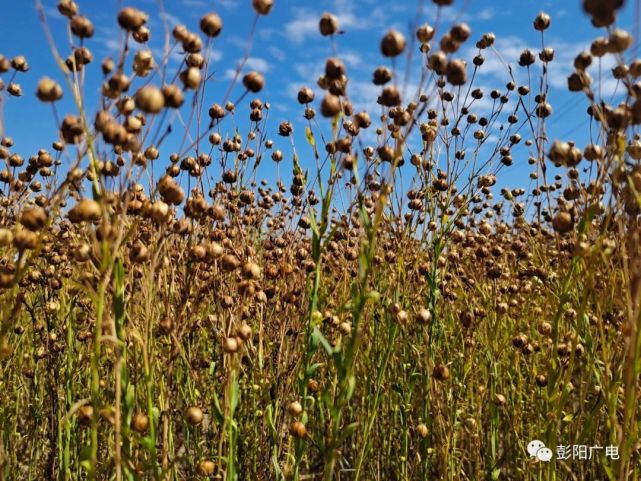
[341,52,363,68]
[284,3,387,44]
[268,46,286,62]
[223,56,269,79]
[244,57,270,73]
[284,9,319,44]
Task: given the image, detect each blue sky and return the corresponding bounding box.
[0,0,637,197]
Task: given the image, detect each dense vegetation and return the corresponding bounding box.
[0,0,639,480]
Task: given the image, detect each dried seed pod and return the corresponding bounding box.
[135,85,165,114]
[609,29,633,53]
[162,84,184,108]
[223,336,239,353]
[428,51,448,74]
[68,199,102,223]
[200,13,223,37]
[373,66,392,85]
[381,30,406,57]
[70,15,95,39]
[78,405,94,426]
[117,7,148,31]
[278,121,293,136]
[446,59,467,85]
[242,261,261,279]
[319,12,339,36]
[158,176,185,205]
[288,401,303,416]
[416,23,435,43]
[237,323,252,341]
[535,374,548,387]
[131,412,149,433]
[416,423,428,438]
[0,228,13,247]
[252,0,273,15]
[221,254,241,271]
[378,86,401,107]
[320,94,341,117]
[13,229,38,250]
[197,460,215,476]
[552,211,573,233]
[450,23,471,43]
[567,71,591,92]
[36,77,63,102]
[7,83,22,97]
[417,308,432,324]
[185,406,204,425]
[433,363,450,381]
[533,12,551,31]
[289,421,307,438]
[57,0,78,18]
[20,207,47,231]
[243,71,265,93]
[297,87,315,104]
[180,67,202,90]
[535,102,552,118]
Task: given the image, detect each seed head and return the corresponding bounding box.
[252,0,273,15]
[297,87,315,104]
[533,12,551,31]
[223,336,239,353]
[450,23,471,43]
[36,77,63,102]
[381,30,406,57]
[446,59,467,85]
[242,261,261,279]
[200,13,223,37]
[117,7,148,31]
[372,66,392,85]
[0,56,10,73]
[433,363,450,381]
[57,0,78,18]
[552,211,573,233]
[319,12,339,36]
[197,460,215,476]
[70,15,95,39]
[135,85,165,114]
[20,206,47,231]
[180,67,202,90]
[237,323,252,341]
[131,412,149,433]
[243,71,265,93]
[13,229,38,251]
[278,121,293,136]
[416,423,428,438]
[417,308,432,324]
[0,228,13,247]
[416,23,435,43]
[162,84,184,108]
[77,405,94,426]
[11,56,29,72]
[7,83,22,97]
[289,421,307,438]
[68,199,102,223]
[288,401,303,416]
[185,406,204,425]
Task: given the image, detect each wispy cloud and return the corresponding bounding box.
[224,56,270,79]
[284,2,387,44]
